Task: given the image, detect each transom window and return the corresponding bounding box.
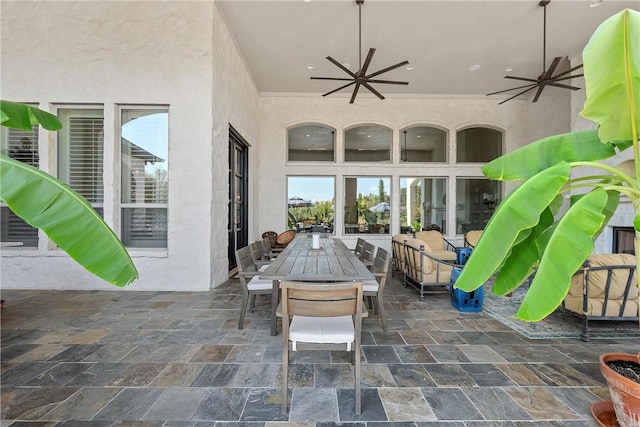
[344,125,391,162]
[456,127,503,162]
[287,124,335,162]
[400,126,447,162]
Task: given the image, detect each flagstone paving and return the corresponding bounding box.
[2,274,639,426]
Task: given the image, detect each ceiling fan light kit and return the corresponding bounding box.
[486,0,584,104]
[310,0,410,104]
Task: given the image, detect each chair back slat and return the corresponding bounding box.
[361,241,375,263]
[249,241,265,263]
[282,281,363,318]
[235,246,257,276]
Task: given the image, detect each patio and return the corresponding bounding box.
[2,274,639,425]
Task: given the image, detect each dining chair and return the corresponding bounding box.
[362,247,391,331]
[249,240,271,269]
[235,246,275,329]
[260,237,280,260]
[352,237,365,258]
[280,280,364,415]
[360,241,375,270]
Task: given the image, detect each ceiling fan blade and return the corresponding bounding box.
[541,57,562,81]
[360,48,376,76]
[504,75,539,83]
[547,82,582,91]
[362,82,385,100]
[552,73,584,83]
[486,83,537,96]
[367,79,409,85]
[366,60,410,79]
[326,56,357,78]
[322,81,356,97]
[311,77,356,82]
[498,85,538,105]
[350,83,362,104]
[532,85,546,103]
[552,63,584,80]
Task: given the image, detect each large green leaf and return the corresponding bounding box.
[581,9,640,143]
[0,100,62,131]
[455,162,571,293]
[516,189,609,321]
[482,130,630,181]
[0,154,138,286]
[492,207,555,296]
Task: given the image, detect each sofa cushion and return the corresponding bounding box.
[406,237,434,275]
[565,253,638,317]
[414,230,446,251]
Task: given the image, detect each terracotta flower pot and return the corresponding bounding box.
[599,353,640,426]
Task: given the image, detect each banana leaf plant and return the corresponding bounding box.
[0,100,138,286]
[455,9,640,322]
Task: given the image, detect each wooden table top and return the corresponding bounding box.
[260,236,374,282]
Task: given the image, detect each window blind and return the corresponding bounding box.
[0,127,39,247]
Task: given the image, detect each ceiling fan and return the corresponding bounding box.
[310,0,410,104]
[486,0,584,105]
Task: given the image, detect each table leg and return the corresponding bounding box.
[271,280,279,336]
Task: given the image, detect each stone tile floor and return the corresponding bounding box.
[1,274,639,426]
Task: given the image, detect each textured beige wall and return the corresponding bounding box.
[256,93,571,250]
[1,1,259,290]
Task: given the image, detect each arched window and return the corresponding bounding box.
[456,127,503,162]
[400,125,447,162]
[287,124,335,162]
[344,124,391,162]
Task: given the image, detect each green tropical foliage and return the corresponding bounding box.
[0,100,138,286]
[455,9,640,322]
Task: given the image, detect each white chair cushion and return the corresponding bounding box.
[247,275,273,291]
[362,280,379,292]
[289,315,355,350]
[258,264,269,272]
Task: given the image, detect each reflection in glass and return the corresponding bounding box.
[345,125,391,162]
[287,176,335,233]
[287,124,335,161]
[400,177,447,234]
[344,177,391,234]
[456,178,501,234]
[400,126,447,162]
[121,108,168,248]
[456,127,502,162]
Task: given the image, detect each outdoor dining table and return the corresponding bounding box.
[260,235,375,335]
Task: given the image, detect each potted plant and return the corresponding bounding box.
[454,8,639,425]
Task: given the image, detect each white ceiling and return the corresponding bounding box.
[216,0,638,102]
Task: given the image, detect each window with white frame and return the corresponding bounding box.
[456,127,503,162]
[400,177,447,234]
[0,123,40,247]
[120,107,169,248]
[456,178,501,234]
[287,124,335,161]
[287,176,335,233]
[344,176,391,234]
[400,126,447,162]
[58,108,104,217]
[344,125,391,162]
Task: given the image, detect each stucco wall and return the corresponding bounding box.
[1,1,259,290]
[256,92,570,251]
